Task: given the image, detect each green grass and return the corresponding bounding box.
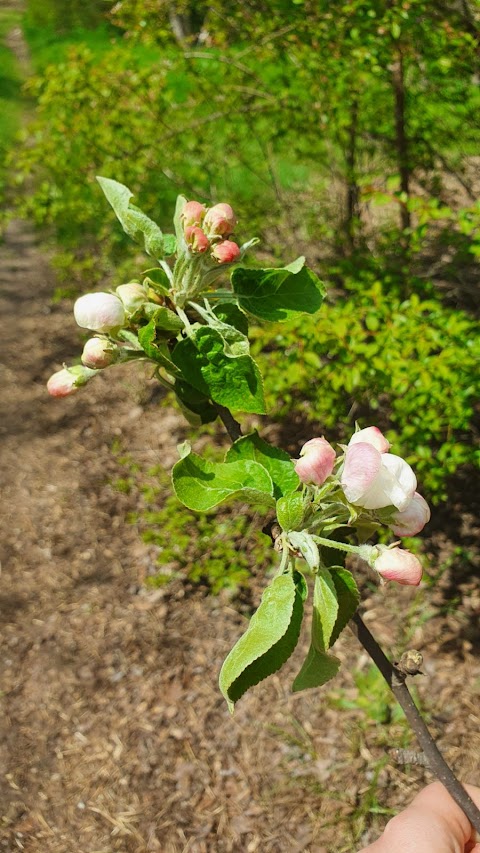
[0,7,24,196]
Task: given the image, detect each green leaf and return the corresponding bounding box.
[313,569,339,651]
[213,303,249,336]
[174,379,218,426]
[292,568,341,693]
[142,306,184,333]
[162,234,177,256]
[138,320,179,371]
[329,568,360,647]
[292,646,340,692]
[96,176,167,259]
[225,432,299,500]
[171,326,266,414]
[143,267,171,295]
[172,449,275,511]
[220,572,305,712]
[276,493,305,531]
[288,530,320,571]
[189,303,250,357]
[231,257,325,321]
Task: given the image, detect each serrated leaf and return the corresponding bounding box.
[231,257,325,321]
[225,432,299,500]
[292,646,340,692]
[172,449,275,511]
[220,572,305,712]
[189,302,250,356]
[329,568,360,647]
[138,320,179,371]
[171,326,266,414]
[143,306,184,333]
[143,267,171,295]
[288,531,320,571]
[313,569,339,651]
[276,493,305,531]
[96,176,167,259]
[174,379,218,425]
[292,567,341,693]
[213,303,249,336]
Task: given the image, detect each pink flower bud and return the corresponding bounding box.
[341,443,416,511]
[116,282,148,314]
[74,292,125,333]
[294,437,336,486]
[374,546,423,586]
[182,200,207,228]
[349,426,390,454]
[47,365,97,397]
[390,492,431,537]
[211,240,241,264]
[203,203,237,238]
[185,226,210,254]
[81,336,119,369]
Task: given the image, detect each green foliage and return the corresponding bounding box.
[256,278,480,500]
[232,258,325,322]
[123,461,272,594]
[225,432,299,500]
[97,176,176,259]
[220,570,306,712]
[172,446,275,511]
[0,7,24,200]
[171,326,267,414]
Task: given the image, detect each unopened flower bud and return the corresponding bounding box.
[185,226,210,254]
[182,200,207,228]
[211,240,241,264]
[203,203,237,238]
[74,292,125,333]
[81,336,119,369]
[349,426,390,454]
[390,492,431,537]
[116,282,148,314]
[47,365,97,397]
[373,546,423,586]
[294,437,336,486]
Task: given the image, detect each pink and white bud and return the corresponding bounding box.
[203,203,237,238]
[116,282,148,314]
[294,437,336,486]
[74,292,125,333]
[47,365,97,397]
[349,426,390,454]
[182,200,207,228]
[211,240,241,264]
[81,336,119,369]
[341,442,416,511]
[390,492,431,537]
[374,546,423,586]
[185,226,210,254]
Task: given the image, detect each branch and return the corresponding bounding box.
[214,402,480,834]
[350,611,480,834]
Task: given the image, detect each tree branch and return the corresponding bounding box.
[350,611,480,833]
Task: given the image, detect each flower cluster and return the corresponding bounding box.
[46,284,151,397]
[294,426,430,586]
[182,200,241,264]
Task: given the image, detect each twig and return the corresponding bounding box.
[350,611,480,833]
[214,404,242,442]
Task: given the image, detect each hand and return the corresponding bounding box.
[359,782,480,853]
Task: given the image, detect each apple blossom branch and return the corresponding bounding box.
[215,404,480,835]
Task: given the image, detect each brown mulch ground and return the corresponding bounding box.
[1,217,479,853]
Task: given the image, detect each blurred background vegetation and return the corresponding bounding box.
[1,0,479,569]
